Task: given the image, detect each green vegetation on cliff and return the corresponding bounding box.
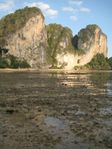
[46,23,85,66]
[0,7,43,47]
[0,7,110,69]
[46,24,73,64]
[108,57,112,69]
[0,55,30,68]
[78,24,99,44]
[86,24,100,31]
[86,54,111,70]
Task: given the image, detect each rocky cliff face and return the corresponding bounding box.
[0,7,47,68]
[47,24,108,69]
[0,7,108,69]
[73,25,108,66]
[46,24,75,69]
[6,15,47,68]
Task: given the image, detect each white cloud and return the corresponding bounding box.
[70,16,77,22]
[62,7,77,13]
[25,2,58,18]
[80,7,91,12]
[0,0,14,10]
[31,2,50,11]
[69,0,83,6]
[62,0,91,23]
[68,0,91,13]
[46,9,58,18]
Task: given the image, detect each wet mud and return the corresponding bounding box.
[0,71,112,149]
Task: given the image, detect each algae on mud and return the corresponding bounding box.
[0,71,112,149]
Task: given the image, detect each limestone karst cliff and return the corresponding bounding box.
[0,7,109,69]
[46,24,77,68]
[0,7,47,68]
[73,24,108,66]
[46,24,108,69]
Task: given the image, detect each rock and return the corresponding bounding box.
[0,7,47,68]
[6,108,18,114]
[0,8,108,69]
[47,24,108,69]
[73,24,108,65]
[46,23,76,69]
[108,57,112,69]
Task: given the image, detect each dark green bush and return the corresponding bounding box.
[0,58,9,68]
[108,57,112,69]
[86,54,111,70]
[0,55,30,68]
[17,60,31,68]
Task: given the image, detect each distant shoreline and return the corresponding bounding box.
[0,68,112,74]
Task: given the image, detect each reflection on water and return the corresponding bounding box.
[44,116,65,129]
[0,71,112,149]
[105,81,112,96]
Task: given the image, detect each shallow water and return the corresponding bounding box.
[0,71,112,149]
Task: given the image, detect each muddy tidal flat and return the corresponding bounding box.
[0,71,112,149]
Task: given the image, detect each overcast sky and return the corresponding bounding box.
[0,0,112,57]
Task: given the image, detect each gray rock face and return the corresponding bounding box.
[47,24,108,69]
[75,25,107,57]
[0,7,108,69]
[5,14,47,68]
[46,24,74,67]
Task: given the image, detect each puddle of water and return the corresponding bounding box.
[75,111,86,116]
[0,72,112,149]
[100,107,112,115]
[107,89,112,96]
[44,116,65,129]
[101,120,112,127]
[44,116,92,149]
[105,82,112,96]
[55,142,90,149]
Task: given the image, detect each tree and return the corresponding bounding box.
[108,57,112,69]
[86,54,111,70]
